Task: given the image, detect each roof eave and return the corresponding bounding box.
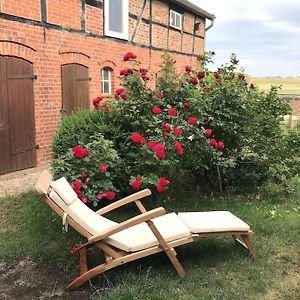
[170,0,215,20]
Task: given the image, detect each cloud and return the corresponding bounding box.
[189,0,300,76]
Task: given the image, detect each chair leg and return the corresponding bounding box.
[241,234,257,259]
[146,220,187,278]
[67,262,107,290]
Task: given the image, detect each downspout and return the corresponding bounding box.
[205,15,216,32]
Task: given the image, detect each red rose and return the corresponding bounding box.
[188,117,197,125]
[131,133,141,143]
[139,136,146,144]
[218,141,225,150]
[140,68,148,75]
[71,181,82,191]
[142,75,150,81]
[156,184,166,193]
[156,93,164,100]
[115,88,125,95]
[147,141,157,150]
[97,193,104,199]
[159,177,170,186]
[105,191,116,201]
[173,128,183,136]
[164,123,171,132]
[188,77,198,85]
[185,65,192,73]
[104,105,110,112]
[155,150,166,160]
[123,52,137,61]
[99,164,107,172]
[197,71,206,79]
[205,129,212,138]
[168,108,177,117]
[120,69,130,76]
[120,93,128,100]
[152,106,161,114]
[73,145,89,159]
[92,96,103,105]
[174,141,183,155]
[131,177,142,190]
[209,139,218,148]
[183,102,190,108]
[155,143,165,152]
[94,103,101,110]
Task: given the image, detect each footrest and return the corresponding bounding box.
[178,211,250,233]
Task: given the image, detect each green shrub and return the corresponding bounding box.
[52,51,297,205]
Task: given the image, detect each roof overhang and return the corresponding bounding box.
[170,0,215,20]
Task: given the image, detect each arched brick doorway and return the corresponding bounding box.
[61,64,90,114]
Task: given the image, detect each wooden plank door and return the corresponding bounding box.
[61,64,90,114]
[0,56,37,174]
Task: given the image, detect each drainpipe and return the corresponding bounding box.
[205,15,216,32]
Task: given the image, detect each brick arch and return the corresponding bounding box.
[59,51,90,67]
[98,60,116,70]
[0,40,36,63]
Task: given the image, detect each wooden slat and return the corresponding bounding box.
[1,56,36,174]
[0,56,10,174]
[61,64,90,115]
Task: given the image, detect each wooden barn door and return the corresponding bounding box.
[61,64,90,114]
[0,56,36,174]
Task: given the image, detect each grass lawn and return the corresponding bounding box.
[251,77,300,95]
[0,180,300,299]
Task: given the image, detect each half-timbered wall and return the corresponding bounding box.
[0,0,207,172]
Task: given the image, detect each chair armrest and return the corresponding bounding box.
[88,207,165,243]
[96,189,152,215]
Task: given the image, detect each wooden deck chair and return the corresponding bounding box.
[35,170,256,290]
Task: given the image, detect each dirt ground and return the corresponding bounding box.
[0,166,94,299]
[0,258,93,299]
[0,164,50,198]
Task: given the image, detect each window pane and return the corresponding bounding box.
[109,0,123,33]
[102,69,109,80]
[103,81,110,94]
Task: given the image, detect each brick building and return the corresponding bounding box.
[0,0,214,174]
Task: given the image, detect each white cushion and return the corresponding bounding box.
[49,191,117,236]
[50,177,78,205]
[178,211,250,233]
[105,213,191,252]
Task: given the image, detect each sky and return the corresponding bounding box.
[189,0,300,77]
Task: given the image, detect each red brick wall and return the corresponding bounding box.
[0,0,207,168]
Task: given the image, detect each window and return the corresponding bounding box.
[101,68,112,94]
[170,10,182,30]
[104,0,128,39]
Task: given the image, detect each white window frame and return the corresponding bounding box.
[170,10,182,30]
[101,68,112,95]
[104,0,129,40]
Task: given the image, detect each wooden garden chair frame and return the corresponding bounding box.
[36,170,256,290]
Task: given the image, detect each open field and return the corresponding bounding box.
[251,77,300,95]
[0,180,300,299]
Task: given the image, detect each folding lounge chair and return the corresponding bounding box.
[35,170,256,290]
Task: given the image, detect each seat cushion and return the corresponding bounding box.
[178,211,250,233]
[49,191,117,236]
[50,177,78,205]
[105,213,191,252]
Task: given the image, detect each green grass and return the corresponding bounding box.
[1,180,300,299]
[251,77,300,95]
